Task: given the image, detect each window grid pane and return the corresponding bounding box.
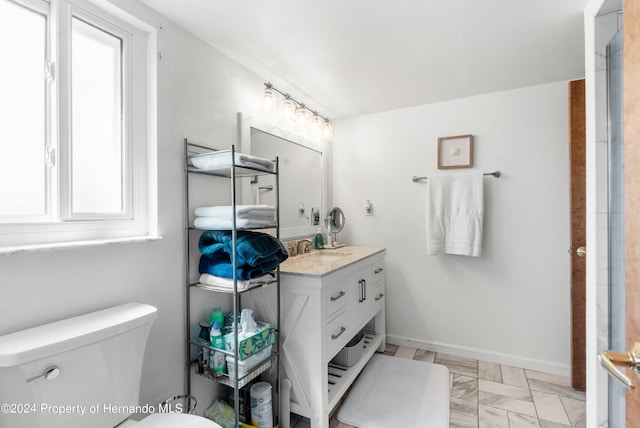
[71,16,124,215]
[0,0,47,217]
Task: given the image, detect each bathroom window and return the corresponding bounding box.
[0,0,48,219]
[0,0,156,251]
[70,16,126,217]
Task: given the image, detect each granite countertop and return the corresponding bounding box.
[279,246,385,278]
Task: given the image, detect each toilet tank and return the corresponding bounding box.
[0,303,158,428]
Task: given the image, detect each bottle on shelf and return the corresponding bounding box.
[210,308,224,329]
[250,381,273,428]
[325,230,333,248]
[210,320,226,373]
[198,321,212,373]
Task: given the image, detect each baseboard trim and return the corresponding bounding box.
[386,334,570,377]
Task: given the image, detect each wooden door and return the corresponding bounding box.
[625,1,640,424]
[569,79,586,391]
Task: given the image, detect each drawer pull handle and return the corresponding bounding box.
[359,279,366,303]
[375,293,384,301]
[374,268,384,274]
[332,326,346,340]
[330,291,346,302]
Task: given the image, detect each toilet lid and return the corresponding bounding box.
[135,413,222,428]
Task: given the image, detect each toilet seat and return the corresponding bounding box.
[134,413,222,427]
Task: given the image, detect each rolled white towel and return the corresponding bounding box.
[189,151,275,173]
[194,205,275,220]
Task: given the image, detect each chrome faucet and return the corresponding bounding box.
[297,239,313,255]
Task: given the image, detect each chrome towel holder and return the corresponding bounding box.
[411,171,501,182]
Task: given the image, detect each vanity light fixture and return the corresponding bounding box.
[259,86,277,116]
[322,119,334,140]
[295,104,311,130]
[259,82,333,141]
[280,96,297,126]
[310,113,324,137]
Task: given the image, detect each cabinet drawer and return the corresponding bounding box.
[358,259,385,291]
[327,311,348,359]
[326,280,347,319]
[370,261,385,286]
[371,280,385,314]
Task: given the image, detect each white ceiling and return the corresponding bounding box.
[138,0,589,120]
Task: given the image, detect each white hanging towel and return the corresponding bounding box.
[426,172,484,257]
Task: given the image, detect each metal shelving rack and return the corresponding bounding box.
[184,138,280,427]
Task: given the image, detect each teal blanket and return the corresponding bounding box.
[199,230,288,280]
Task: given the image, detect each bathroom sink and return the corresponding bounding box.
[322,250,353,257]
[297,251,354,261]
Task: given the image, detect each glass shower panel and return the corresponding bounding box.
[607,27,625,427]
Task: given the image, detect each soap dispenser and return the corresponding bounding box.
[314,227,325,249]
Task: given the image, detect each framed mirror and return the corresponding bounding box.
[244,117,325,240]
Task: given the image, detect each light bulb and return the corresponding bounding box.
[279,98,296,127]
[259,87,277,116]
[310,114,323,137]
[295,107,310,131]
[322,121,333,141]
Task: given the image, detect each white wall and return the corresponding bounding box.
[332,81,572,374]
[0,0,271,411]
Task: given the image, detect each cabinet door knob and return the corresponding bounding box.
[375,293,384,301]
[374,268,384,274]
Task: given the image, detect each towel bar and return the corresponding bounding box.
[411,171,500,182]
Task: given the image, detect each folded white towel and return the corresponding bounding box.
[198,272,275,291]
[193,217,276,230]
[189,151,275,173]
[194,205,276,220]
[426,172,484,257]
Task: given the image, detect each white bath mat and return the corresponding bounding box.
[337,354,450,428]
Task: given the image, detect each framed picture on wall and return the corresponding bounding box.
[437,134,473,169]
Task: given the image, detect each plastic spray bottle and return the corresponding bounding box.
[210,320,226,373]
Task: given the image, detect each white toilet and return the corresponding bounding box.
[0,303,221,428]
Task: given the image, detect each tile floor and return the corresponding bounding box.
[290,344,586,428]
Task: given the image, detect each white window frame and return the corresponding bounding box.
[0,0,157,253]
[59,1,135,222]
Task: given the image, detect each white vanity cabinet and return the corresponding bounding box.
[346,257,385,341]
[279,247,386,428]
